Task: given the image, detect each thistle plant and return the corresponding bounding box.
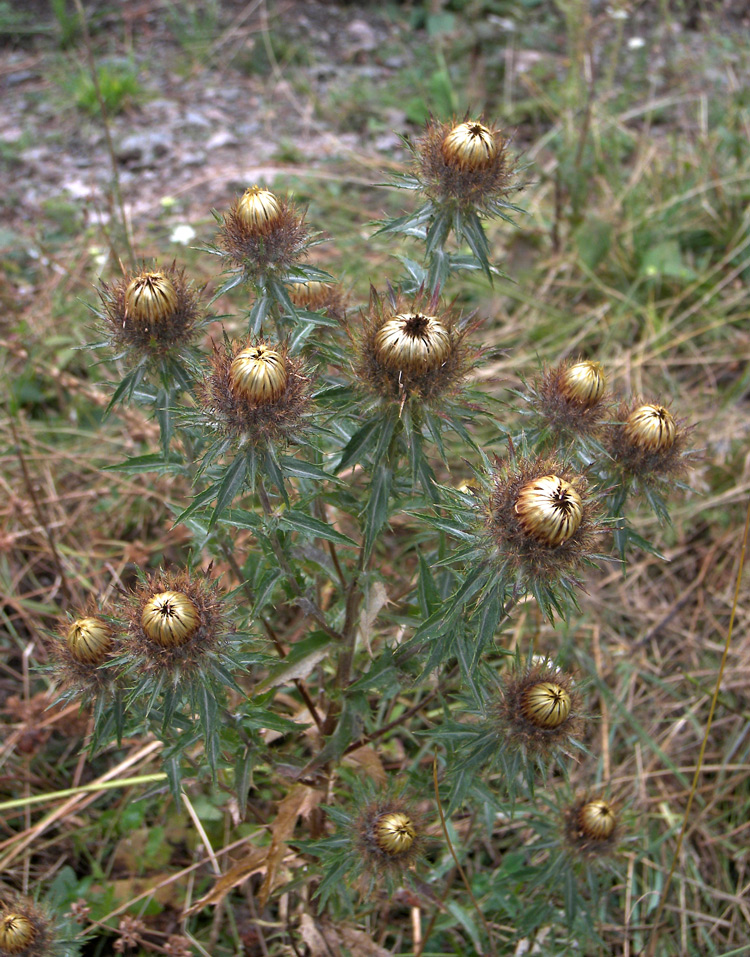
[35,111,700,954]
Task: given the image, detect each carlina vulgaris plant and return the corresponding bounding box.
[287,279,348,321]
[562,794,621,860]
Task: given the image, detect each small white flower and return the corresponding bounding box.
[170,224,196,245]
[160,195,177,208]
[627,36,645,49]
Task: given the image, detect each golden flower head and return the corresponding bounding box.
[217,188,309,278]
[521,681,572,729]
[353,288,478,406]
[196,337,310,444]
[442,121,498,171]
[564,795,620,858]
[514,475,584,547]
[579,799,617,840]
[287,279,347,320]
[0,899,52,957]
[374,811,417,857]
[485,455,602,605]
[415,116,514,210]
[123,569,230,682]
[0,914,35,955]
[624,403,677,452]
[236,186,282,234]
[124,271,179,324]
[604,398,691,486]
[494,659,582,758]
[230,344,288,405]
[560,360,606,409]
[373,313,452,374]
[98,262,204,359]
[354,796,424,879]
[140,590,201,648]
[66,616,114,664]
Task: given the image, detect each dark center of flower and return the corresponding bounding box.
[469,123,486,138]
[402,314,431,338]
[159,602,175,618]
[550,486,575,513]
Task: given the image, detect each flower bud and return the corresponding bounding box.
[374,811,416,857]
[124,271,179,323]
[514,475,583,547]
[230,345,288,404]
[236,186,281,234]
[374,313,451,374]
[0,914,35,954]
[141,591,200,647]
[578,799,617,840]
[560,360,606,408]
[442,121,497,171]
[624,404,677,452]
[66,617,114,664]
[521,681,571,729]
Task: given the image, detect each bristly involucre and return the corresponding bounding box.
[195,336,311,444]
[604,398,692,487]
[0,897,54,957]
[351,287,479,406]
[525,358,610,445]
[97,262,205,360]
[353,796,425,880]
[564,796,620,859]
[415,116,515,210]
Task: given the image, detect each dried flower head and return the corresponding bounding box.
[217,187,309,279]
[442,121,498,171]
[526,359,609,445]
[124,271,179,324]
[97,262,204,360]
[230,344,288,405]
[415,116,514,210]
[352,288,478,406]
[50,604,121,700]
[564,796,620,858]
[66,616,115,664]
[624,403,676,452]
[196,336,310,444]
[514,475,584,547]
[604,398,691,487]
[287,279,347,320]
[0,898,53,957]
[486,455,602,605]
[354,796,424,880]
[493,659,583,759]
[141,591,201,648]
[236,186,282,234]
[560,360,606,409]
[121,569,231,685]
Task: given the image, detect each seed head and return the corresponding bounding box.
[374,811,417,857]
[373,313,452,374]
[442,121,498,171]
[0,914,34,954]
[66,616,114,664]
[560,360,606,409]
[236,186,282,234]
[141,591,201,648]
[624,404,676,452]
[514,475,583,547]
[579,799,617,840]
[230,345,288,405]
[124,271,179,324]
[521,681,572,729]
[287,279,347,320]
